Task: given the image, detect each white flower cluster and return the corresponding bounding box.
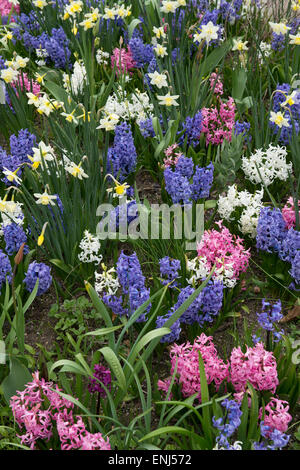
[258,41,272,64]
[63,61,87,96]
[96,49,110,65]
[102,88,154,126]
[241,144,292,186]
[0,200,24,235]
[35,47,49,66]
[218,185,264,238]
[94,265,120,296]
[78,230,102,264]
[187,256,237,289]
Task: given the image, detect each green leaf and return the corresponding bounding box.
[128,18,142,39]
[139,426,207,448]
[2,358,32,404]
[99,346,127,392]
[49,359,88,378]
[85,325,123,337]
[128,328,171,367]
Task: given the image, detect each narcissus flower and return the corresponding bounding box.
[33,0,47,8]
[154,44,168,57]
[289,33,300,45]
[34,191,57,206]
[269,22,291,35]
[148,71,168,89]
[157,92,179,107]
[269,111,290,128]
[161,1,179,13]
[232,38,249,51]
[194,22,220,45]
[1,67,19,83]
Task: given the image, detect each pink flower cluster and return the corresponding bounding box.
[158,337,280,404]
[10,372,111,450]
[201,96,236,146]
[209,72,224,95]
[158,334,229,401]
[0,0,19,17]
[282,197,300,229]
[230,342,279,395]
[259,398,292,433]
[12,72,41,97]
[162,143,183,168]
[111,47,136,76]
[196,222,251,281]
[56,410,111,451]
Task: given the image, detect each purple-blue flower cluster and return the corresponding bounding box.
[107,123,137,182]
[9,129,36,165]
[179,111,203,147]
[164,156,214,204]
[256,207,287,253]
[256,206,300,288]
[253,422,290,450]
[156,280,223,342]
[212,398,242,450]
[0,249,12,292]
[0,128,36,185]
[129,37,154,68]
[159,256,181,288]
[234,120,251,143]
[103,251,151,322]
[256,299,284,342]
[24,261,52,296]
[3,223,29,256]
[16,26,71,69]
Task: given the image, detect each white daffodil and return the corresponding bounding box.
[289,33,300,45]
[29,141,55,169]
[106,176,130,198]
[269,22,291,35]
[154,44,168,57]
[157,92,179,107]
[148,71,168,89]
[33,0,47,8]
[61,110,78,125]
[14,55,30,69]
[195,21,219,45]
[97,113,120,131]
[161,1,179,14]
[1,67,19,83]
[65,160,89,179]
[153,26,166,40]
[79,18,95,30]
[2,168,22,185]
[103,7,117,20]
[232,38,249,51]
[281,91,298,107]
[269,111,290,128]
[34,191,57,206]
[36,95,54,116]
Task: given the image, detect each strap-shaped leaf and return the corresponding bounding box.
[99,347,127,392]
